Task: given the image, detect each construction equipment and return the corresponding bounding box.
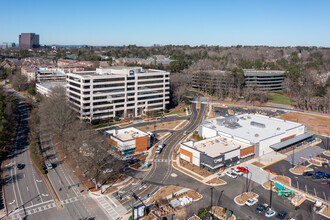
[277,190,294,197]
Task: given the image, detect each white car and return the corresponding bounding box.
[265,209,276,218]
[225,171,237,178]
[245,197,258,206]
[103,168,113,174]
[121,155,133,160]
[46,163,53,170]
[232,168,243,176]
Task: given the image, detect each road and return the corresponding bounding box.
[116,102,206,208]
[1,86,109,220]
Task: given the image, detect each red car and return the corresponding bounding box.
[237,166,249,174]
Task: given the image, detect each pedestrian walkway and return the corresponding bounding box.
[92,194,127,220]
[245,164,276,185]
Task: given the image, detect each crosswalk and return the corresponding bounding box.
[93,195,126,220]
[153,159,171,162]
[9,194,90,220]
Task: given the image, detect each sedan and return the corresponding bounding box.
[303,171,313,176]
[275,211,287,219]
[121,155,133,161]
[245,197,258,206]
[237,166,249,174]
[46,163,53,170]
[103,168,113,174]
[314,171,325,176]
[225,171,237,178]
[265,209,276,218]
[323,174,330,179]
[17,163,25,170]
[232,168,244,176]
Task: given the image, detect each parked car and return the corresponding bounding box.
[225,171,237,178]
[237,166,249,174]
[232,168,244,176]
[265,209,276,218]
[121,155,133,161]
[303,171,313,176]
[103,168,113,174]
[315,171,325,176]
[275,211,287,219]
[245,197,258,206]
[323,174,330,179]
[322,163,329,169]
[46,163,53,170]
[256,203,268,213]
[17,163,25,170]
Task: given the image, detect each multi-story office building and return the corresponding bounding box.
[192,69,285,92]
[19,33,39,49]
[66,67,170,121]
[244,69,285,91]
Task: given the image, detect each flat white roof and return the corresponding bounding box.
[106,127,148,142]
[202,113,303,144]
[183,135,250,158]
[36,82,66,89]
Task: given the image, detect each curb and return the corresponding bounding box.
[288,165,313,176]
[0,160,8,218]
[233,193,259,206]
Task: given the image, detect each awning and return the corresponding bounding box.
[270,132,314,150]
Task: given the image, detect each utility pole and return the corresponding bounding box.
[292,145,295,168]
[269,179,273,209]
[210,187,214,218]
[246,168,249,192]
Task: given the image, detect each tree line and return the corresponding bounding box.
[0,87,18,160]
[35,87,125,187]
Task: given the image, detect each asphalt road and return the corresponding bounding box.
[116,103,207,208]
[1,89,54,219]
[1,86,109,220]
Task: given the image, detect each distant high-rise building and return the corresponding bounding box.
[1,42,16,49]
[19,33,39,49]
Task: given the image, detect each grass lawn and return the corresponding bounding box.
[268,93,292,105]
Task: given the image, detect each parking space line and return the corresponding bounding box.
[296,181,299,189]
[305,185,308,193]
[314,188,317,197]
[323,192,326,201]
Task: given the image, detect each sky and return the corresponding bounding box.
[1,0,330,47]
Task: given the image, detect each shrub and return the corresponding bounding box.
[163,108,169,113]
[114,116,120,121]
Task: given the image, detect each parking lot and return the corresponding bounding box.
[267,146,329,202]
[219,173,328,220]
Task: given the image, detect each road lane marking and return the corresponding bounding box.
[305,185,308,193]
[120,185,152,205]
[296,181,299,189]
[26,187,29,191]
[314,188,317,196]
[9,200,15,205]
[36,180,42,183]
[42,194,49,197]
[10,159,19,208]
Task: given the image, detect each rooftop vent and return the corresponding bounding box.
[255,133,259,137]
[247,116,252,119]
[277,127,280,130]
[250,121,265,128]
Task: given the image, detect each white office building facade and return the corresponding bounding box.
[66,67,170,121]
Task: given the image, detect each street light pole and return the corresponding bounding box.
[246,167,249,192]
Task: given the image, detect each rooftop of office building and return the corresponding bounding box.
[69,66,169,78]
[201,113,303,144]
[243,69,285,76]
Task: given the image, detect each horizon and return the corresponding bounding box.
[1,0,330,47]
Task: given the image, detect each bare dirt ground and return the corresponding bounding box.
[308,158,322,166]
[252,161,265,167]
[211,206,235,220]
[180,159,211,177]
[277,112,330,136]
[206,177,227,185]
[289,165,313,175]
[234,192,258,205]
[324,151,330,157]
[320,205,330,219]
[314,157,328,163]
[273,175,291,186]
[262,181,277,191]
[137,120,186,132]
[148,185,184,204]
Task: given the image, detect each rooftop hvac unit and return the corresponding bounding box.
[277,127,281,130]
[255,133,259,137]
